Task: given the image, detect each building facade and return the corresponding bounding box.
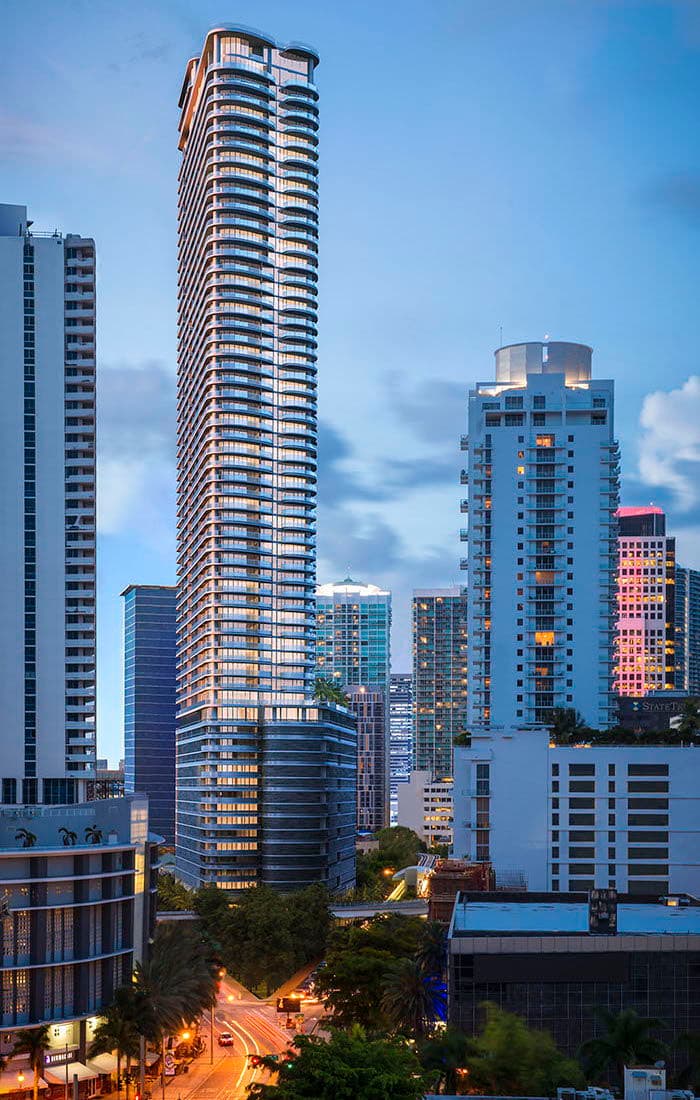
[316,579,392,831]
[448,891,700,1074]
[675,565,700,696]
[0,796,157,1037]
[452,729,700,896]
[397,770,453,848]
[175,28,356,891]
[389,672,413,825]
[615,507,676,697]
[0,204,96,806]
[122,585,177,846]
[463,341,619,731]
[413,588,467,779]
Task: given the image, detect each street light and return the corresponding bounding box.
[180,1032,191,1043]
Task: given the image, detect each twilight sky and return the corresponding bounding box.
[2,0,700,764]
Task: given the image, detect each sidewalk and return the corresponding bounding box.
[267,960,321,1002]
[153,1046,229,1100]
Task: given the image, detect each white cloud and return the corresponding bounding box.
[97,360,175,549]
[638,375,700,510]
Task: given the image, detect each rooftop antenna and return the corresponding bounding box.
[499,324,503,346]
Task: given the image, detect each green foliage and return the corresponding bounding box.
[246,1025,429,1100]
[579,1008,668,1082]
[466,1004,585,1095]
[549,706,590,743]
[134,922,218,1036]
[416,920,447,980]
[194,883,330,995]
[380,957,446,1039]
[674,1031,700,1090]
[316,914,425,1031]
[373,826,425,867]
[419,1028,471,1095]
[156,872,195,912]
[453,731,471,747]
[314,676,350,706]
[12,1025,53,1100]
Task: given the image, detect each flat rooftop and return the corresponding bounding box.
[452,897,700,936]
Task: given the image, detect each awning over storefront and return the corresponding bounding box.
[85,1055,118,1075]
[44,1063,98,1085]
[0,1070,49,1093]
[144,1053,160,1067]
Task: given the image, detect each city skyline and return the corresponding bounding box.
[3,0,700,763]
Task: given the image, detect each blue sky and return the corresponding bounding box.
[2,0,700,763]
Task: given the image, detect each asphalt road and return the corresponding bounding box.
[185,978,324,1099]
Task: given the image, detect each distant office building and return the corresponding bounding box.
[675,565,700,695]
[346,685,387,832]
[122,585,177,846]
[413,588,467,779]
[389,673,413,825]
[316,578,392,830]
[88,758,125,801]
[463,341,619,730]
[448,890,700,1073]
[397,770,453,848]
[452,728,700,896]
[615,507,676,697]
[0,203,96,805]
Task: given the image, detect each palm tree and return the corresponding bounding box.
[673,1032,700,1090]
[381,958,446,1040]
[59,828,77,847]
[84,826,103,845]
[579,1009,668,1082]
[676,700,700,740]
[134,923,217,1039]
[15,829,37,849]
[12,1025,51,1100]
[89,998,140,1099]
[416,921,447,981]
[313,676,349,707]
[549,706,588,744]
[419,1028,471,1095]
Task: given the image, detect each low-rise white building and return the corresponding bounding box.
[397,770,453,848]
[453,728,700,895]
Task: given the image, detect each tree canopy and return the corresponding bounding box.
[247,1026,429,1100]
[316,914,431,1032]
[579,1009,668,1082]
[466,1004,585,1095]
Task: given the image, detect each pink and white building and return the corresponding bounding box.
[615,505,676,697]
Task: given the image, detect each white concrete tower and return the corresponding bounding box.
[462,341,619,731]
[0,203,96,804]
[176,29,357,891]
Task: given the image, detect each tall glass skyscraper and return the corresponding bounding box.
[412,588,468,779]
[122,585,177,846]
[0,203,96,805]
[175,27,356,891]
[675,566,700,696]
[463,342,619,730]
[389,672,413,825]
[316,578,391,831]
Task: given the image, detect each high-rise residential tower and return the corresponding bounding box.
[316,578,391,830]
[0,203,96,804]
[176,28,356,891]
[675,566,700,696]
[389,672,413,824]
[614,507,676,698]
[122,585,177,846]
[412,588,468,779]
[463,342,619,730]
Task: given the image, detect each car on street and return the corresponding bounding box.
[217,1032,234,1047]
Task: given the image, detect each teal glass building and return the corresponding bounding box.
[316,578,391,831]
